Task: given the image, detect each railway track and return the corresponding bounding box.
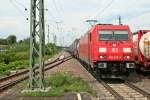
[79,60,150,100]
[99,79,150,100]
[0,55,72,92]
[92,73,150,100]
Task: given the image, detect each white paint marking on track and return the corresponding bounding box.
[77,93,82,100]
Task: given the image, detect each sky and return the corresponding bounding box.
[0,0,150,46]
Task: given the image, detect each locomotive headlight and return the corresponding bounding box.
[126,56,130,59]
[99,48,106,52]
[124,55,131,59]
[123,48,131,53]
[100,55,106,59]
[100,56,104,59]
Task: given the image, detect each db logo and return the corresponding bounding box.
[112,48,118,52]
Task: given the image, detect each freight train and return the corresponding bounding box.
[68,24,135,79]
[67,39,80,58]
[133,30,150,72]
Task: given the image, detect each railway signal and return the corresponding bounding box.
[29,0,45,90]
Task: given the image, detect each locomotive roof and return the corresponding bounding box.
[90,24,130,31]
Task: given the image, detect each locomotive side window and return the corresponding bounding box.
[98,30,129,41]
[114,30,129,40]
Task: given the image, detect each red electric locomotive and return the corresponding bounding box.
[78,24,135,78]
[133,30,150,71]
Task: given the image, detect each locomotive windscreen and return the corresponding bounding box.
[98,30,129,40]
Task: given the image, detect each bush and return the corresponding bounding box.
[0,60,29,75]
[4,55,10,64]
[10,60,29,69]
[0,52,5,63]
[0,51,29,63]
[0,63,7,73]
[45,43,61,56]
[0,63,11,75]
[14,52,29,61]
[0,51,14,64]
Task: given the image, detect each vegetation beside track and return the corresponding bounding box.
[0,37,61,76]
[22,72,96,97]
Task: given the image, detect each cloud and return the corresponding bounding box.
[0,0,150,45]
[0,16,29,39]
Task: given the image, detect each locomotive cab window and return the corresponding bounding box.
[98,30,129,41]
[114,30,129,40]
[98,30,113,40]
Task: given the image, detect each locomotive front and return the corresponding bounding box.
[95,25,135,78]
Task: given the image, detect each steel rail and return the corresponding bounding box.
[0,55,72,82]
[0,56,72,92]
[79,61,124,100]
[125,81,150,99]
[78,58,150,100]
[98,79,124,100]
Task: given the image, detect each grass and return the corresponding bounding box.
[22,72,96,97]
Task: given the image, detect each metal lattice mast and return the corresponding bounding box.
[29,0,45,90]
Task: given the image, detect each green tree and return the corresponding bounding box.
[7,35,17,45]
